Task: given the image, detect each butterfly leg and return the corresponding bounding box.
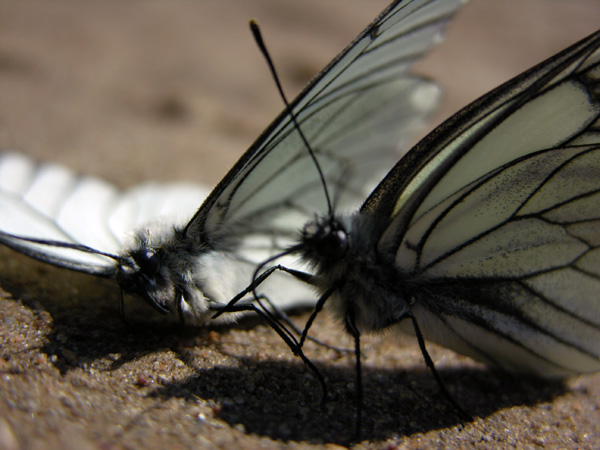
[119,289,127,323]
[211,261,343,352]
[345,307,364,442]
[257,292,353,354]
[298,287,334,349]
[212,300,328,403]
[403,311,472,423]
[211,264,312,319]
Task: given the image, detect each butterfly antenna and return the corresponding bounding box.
[250,20,333,217]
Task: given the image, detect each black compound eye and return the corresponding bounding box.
[323,227,349,260]
[302,217,349,262]
[132,249,161,277]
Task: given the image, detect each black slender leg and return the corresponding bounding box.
[406,312,472,422]
[212,264,315,320]
[345,308,363,441]
[299,287,334,349]
[118,289,126,323]
[212,301,328,403]
[258,293,352,353]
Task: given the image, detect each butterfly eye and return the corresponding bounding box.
[303,219,349,261]
[327,223,349,259]
[132,249,161,277]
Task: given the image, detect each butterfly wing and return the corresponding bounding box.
[364,30,600,375]
[0,152,210,276]
[186,0,467,265]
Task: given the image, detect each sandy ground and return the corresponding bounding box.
[1,1,600,449]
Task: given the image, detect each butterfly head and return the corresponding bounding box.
[301,216,349,270]
[116,247,174,315]
[115,223,196,316]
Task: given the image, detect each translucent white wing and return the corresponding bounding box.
[188,0,467,263]
[366,30,600,375]
[0,152,210,276]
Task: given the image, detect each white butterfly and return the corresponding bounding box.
[0,0,467,323]
[228,18,600,379]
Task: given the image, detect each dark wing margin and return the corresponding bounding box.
[0,232,118,277]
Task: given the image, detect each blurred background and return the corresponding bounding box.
[1,0,599,189]
[1,1,599,448]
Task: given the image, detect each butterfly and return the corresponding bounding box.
[0,0,467,324]
[218,5,600,425]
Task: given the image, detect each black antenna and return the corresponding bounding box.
[250,20,333,217]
